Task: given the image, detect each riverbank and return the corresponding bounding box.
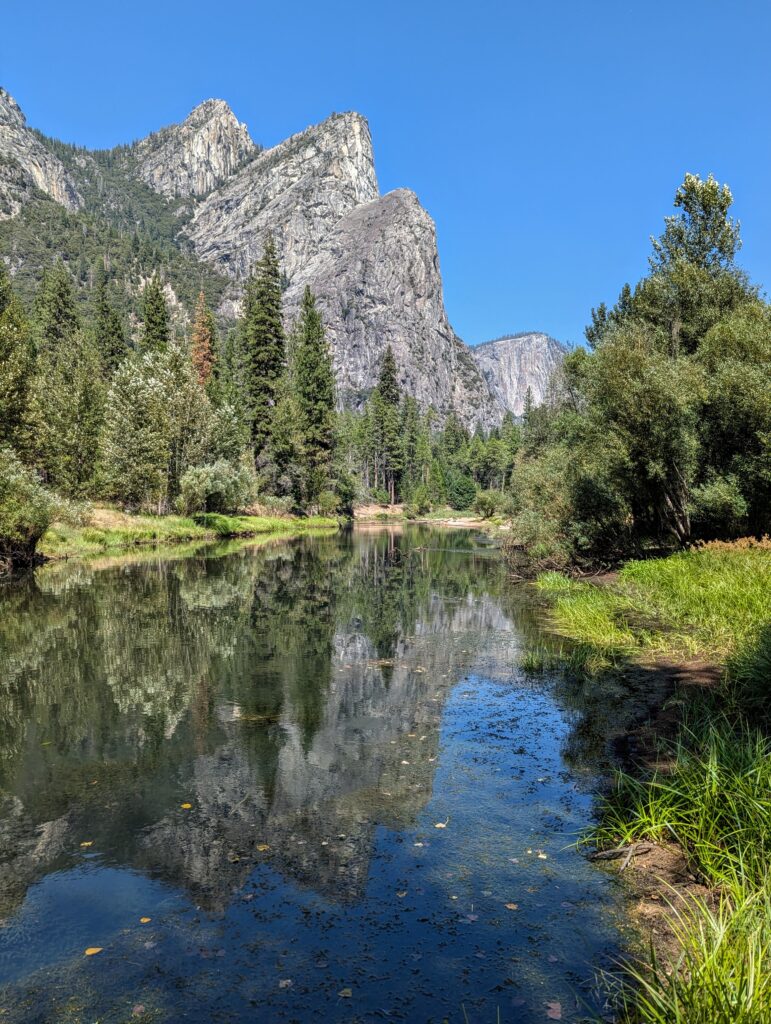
[39,506,339,560]
[534,539,771,1022]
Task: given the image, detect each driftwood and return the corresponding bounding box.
[590,842,653,869]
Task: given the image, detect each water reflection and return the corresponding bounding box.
[0,527,622,1022]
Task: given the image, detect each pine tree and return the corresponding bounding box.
[190,290,217,388]
[241,235,285,453]
[0,264,35,455]
[99,352,173,510]
[373,346,403,503]
[92,267,127,373]
[33,261,80,355]
[164,340,212,502]
[140,274,170,351]
[34,331,104,495]
[293,287,335,503]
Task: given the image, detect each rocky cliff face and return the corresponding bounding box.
[132,98,256,199]
[0,88,81,218]
[0,89,563,424]
[187,111,379,281]
[283,189,499,421]
[471,333,567,417]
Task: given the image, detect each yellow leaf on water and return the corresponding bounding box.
[396,891,407,898]
[256,843,270,852]
[180,802,192,810]
[139,917,151,924]
[435,819,449,829]
[505,902,519,911]
[338,988,352,998]
[537,852,548,860]
[80,841,93,848]
[84,947,103,956]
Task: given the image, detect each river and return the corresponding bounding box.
[0,526,627,1022]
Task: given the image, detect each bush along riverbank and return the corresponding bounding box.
[532,539,771,1023]
[38,505,339,562]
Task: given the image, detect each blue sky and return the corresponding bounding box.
[3,0,770,346]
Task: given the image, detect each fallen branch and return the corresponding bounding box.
[590,842,653,863]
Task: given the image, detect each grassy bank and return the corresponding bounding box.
[39,506,339,560]
[533,540,771,1022]
[536,538,770,674]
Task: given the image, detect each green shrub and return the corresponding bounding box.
[370,487,390,507]
[473,489,500,519]
[316,490,340,516]
[177,459,256,515]
[445,470,476,511]
[0,447,59,572]
[411,484,432,515]
[258,494,294,516]
[690,474,748,539]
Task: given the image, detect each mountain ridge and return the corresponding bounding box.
[0,88,564,426]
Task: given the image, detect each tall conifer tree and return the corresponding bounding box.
[373,346,403,503]
[140,274,170,351]
[92,267,127,373]
[0,264,34,455]
[241,235,285,452]
[33,261,80,355]
[293,287,335,501]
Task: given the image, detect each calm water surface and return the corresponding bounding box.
[0,527,627,1022]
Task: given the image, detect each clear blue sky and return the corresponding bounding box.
[3,0,770,346]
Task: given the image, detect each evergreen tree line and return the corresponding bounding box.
[337,346,522,513]
[506,173,771,566]
[0,235,342,518]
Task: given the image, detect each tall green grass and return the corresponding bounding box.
[536,540,771,668]
[593,720,771,893]
[608,886,771,1024]
[533,542,771,1022]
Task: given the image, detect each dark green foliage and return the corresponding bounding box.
[242,235,285,452]
[293,287,336,503]
[92,266,127,372]
[140,274,170,351]
[0,446,58,572]
[33,330,104,496]
[32,260,79,354]
[510,173,771,566]
[0,264,34,454]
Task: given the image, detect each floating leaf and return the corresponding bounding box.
[434,819,449,829]
[396,891,407,898]
[537,852,548,860]
[256,843,270,852]
[79,841,93,848]
[139,917,151,924]
[505,902,519,911]
[84,947,103,956]
[545,1001,562,1020]
[278,979,293,989]
[180,803,192,810]
[132,1005,145,1017]
[338,988,352,998]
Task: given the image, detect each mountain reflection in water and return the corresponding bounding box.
[0,526,623,1023]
